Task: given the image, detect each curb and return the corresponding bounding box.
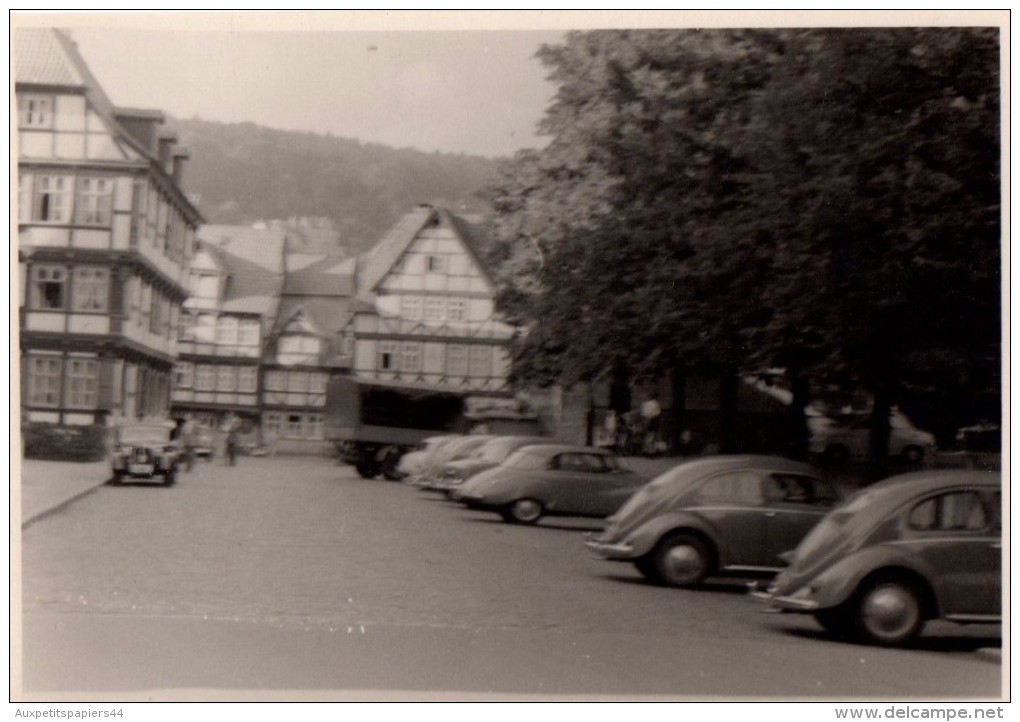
[21,479,110,530]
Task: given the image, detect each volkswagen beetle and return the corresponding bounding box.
[756,470,1001,646]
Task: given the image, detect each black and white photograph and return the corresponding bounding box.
[11,9,1007,711]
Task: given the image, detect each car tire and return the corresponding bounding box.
[503,498,544,525]
[814,606,854,639]
[380,447,406,481]
[633,554,660,582]
[902,445,925,465]
[824,445,850,465]
[355,459,380,479]
[852,577,924,646]
[651,532,713,588]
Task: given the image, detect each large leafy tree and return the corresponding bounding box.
[489,28,1001,462]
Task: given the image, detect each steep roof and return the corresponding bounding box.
[273,296,354,338]
[198,224,287,275]
[355,205,496,302]
[283,254,356,296]
[211,244,285,318]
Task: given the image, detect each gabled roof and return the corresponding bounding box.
[211,244,285,318]
[356,205,496,303]
[273,296,354,339]
[198,224,287,275]
[283,254,356,297]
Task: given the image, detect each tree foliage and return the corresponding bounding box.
[487,28,1001,453]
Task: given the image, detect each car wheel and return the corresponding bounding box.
[853,578,924,646]
[824,445,850,465]
[633,554,659,582]
[355,459,380,479]
[380,447,406,481]
[652,533,713,588]
[902,445,925,465]
[504,498,543,525]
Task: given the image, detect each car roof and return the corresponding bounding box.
[658,455,820,477]
[514,444,615,457]
[859,469,1000,502]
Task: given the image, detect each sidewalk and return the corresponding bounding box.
[20,458,112,528]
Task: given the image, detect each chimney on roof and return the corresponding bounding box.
[172,147,190,187]
[113,107,165,154]
[157,131,177,173]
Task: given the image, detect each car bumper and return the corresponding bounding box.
[584,537,635,559]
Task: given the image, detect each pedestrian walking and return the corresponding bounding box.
[181,416,196,472]
[226,426,239,467]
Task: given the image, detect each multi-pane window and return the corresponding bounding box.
[286,414,303,438]
[216,366,237,392]
[238,319,260,346]
[31,266,67,310]
[34,176,72,223]
[194,364,216,391]
[75,177,114,226]
[72,267,109,312]
[287,372,309,393]
[306,414,323,440]
[469,346,492,377]
[28,356,62,407]
[446,345,468,376]
[447,298,468,321]
[149,292,164,335]
[423,297,445,321]
[18,95,53,128]
[65,358,98,409]
[263,412,282,436]
[237,366,258,393]
[309,373,327,394]
[216,316,239,345]
[264,371,285,391]
[402,343,422,373]
[400,295,421,320]
[174,362,194,389]
[379,341,398,371]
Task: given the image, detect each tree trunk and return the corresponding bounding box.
[867,384,893,482]
[785,372,811,461]
[720,364,739,453]
[669,365,686,453]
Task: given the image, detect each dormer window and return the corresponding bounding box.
[18,94,53,128]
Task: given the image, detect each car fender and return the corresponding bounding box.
[621,511,718,559]
[798,544,940,612]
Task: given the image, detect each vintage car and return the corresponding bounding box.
[809,409,937,465]
[191,427,217,460]
[396,435,462,479]
[431,435,549,493]
[585,456,839,588]
[110,422,182,485]
[456,444,646,524]
[755,469,1001,646]
[411,434,495,489]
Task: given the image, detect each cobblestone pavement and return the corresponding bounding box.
[20,455,1002,697]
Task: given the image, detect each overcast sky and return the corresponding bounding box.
[63,23,566,158]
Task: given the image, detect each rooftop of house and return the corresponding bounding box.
[198,224,288,275]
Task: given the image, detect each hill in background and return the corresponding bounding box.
[172,117,502,254]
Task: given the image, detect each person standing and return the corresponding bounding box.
[226,425,239,467]
[181,416,196,472]
[640,393,663,456]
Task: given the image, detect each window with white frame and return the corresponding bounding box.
[286,414,303,438]
[72,267,109,312]
[28,356,62,407]
[423,297,445,321]
[287,371,309,393]
[447,298,468,321]
[446,344,468,376]
[402,343,422,373]
[469,346,492,377]
[306,414,323,440]
[33,175,73,223]
[379,341,398,371]
[174,362,194,389]
[76,177,114,226]
[65,358,98,409]
[238,319,260,346]
[263,412,282,435]
[216,366,237,392]
[194,364,215,391]
[237,366,258,393]
[216,316,239,345]
[309,373,327,394]
[400,295,421,320]
[31,265,67,310]
[18,95,53,128]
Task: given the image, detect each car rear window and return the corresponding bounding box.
[908,491,989,532]
[695,471,763,504]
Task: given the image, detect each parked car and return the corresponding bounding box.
[432,435,549,493]
[110,422,182,486]
[395,434,461,479]
[809,409,936,464]
[755,470,1001,646]
[191,427,216,460]
[411,434,495,489]
[585,456,839,588]
[456,444,646,524]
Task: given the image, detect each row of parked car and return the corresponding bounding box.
[386,433,1001,648]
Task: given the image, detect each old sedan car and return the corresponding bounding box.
[110,422,182,486]
[412,434,495,489]
[809,409,937,465]
[585,456,839,588]
[756,469,1001,646]
[191,427,216,460]
[456,444,646,524]
[395,434,461,480]
[433,435,549,494]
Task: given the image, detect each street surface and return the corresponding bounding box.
[19,456,1002,699]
